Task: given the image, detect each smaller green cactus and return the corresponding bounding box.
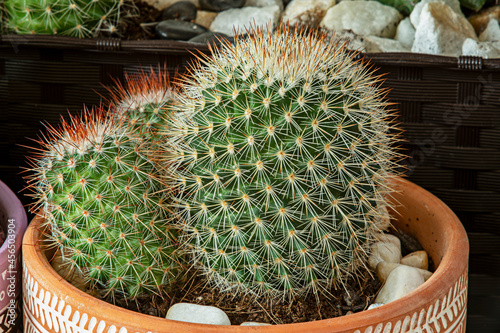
[108,67,178,141]
[25,107,181,301]
[4,0,137,37]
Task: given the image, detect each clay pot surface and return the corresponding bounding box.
[0,180,28,332]
[22,177,468,333]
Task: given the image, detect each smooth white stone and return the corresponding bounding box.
[365,36,410,52]
[320,1,402,38]
[245,0,283,10]
[462,38,500,58]
[373,233,401,252]
[368,241,401,270]
[240,322,272,326]
[143,0,199,10]
[367,303,384,310]
[376,262,433,283]
[400,250,429,270]
[282,0,335,27]
[395,17,416,49]
[210,5,281,35]
[409,0,462,28]
[166,303,231,325]
[412,2,477,56]
[479,19,500,42]
[375,265,425,304]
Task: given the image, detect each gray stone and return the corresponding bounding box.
[365,36,410,52]
[210,5,281,35]
[400,250,429,270]
[320,1,403,38]
[166,303,231,325]
[373,205,390,231]
[162,1,197,21]
[395,17,415,49]
[376,262,433,284]
[281,0,335,27]
[375,265,425,304]
[479,19,500,42]
[240,322,272,326]
[200,0,245,12]
[156,20,208,40]
[143,0,199,11]
[188,31,230,45]
[368,240,401,270]
[409,0,462,28]
[412,2,477,56]
[245,0,283,10]
[462,38,500,58]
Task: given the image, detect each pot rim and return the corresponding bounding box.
[23,177,469,332]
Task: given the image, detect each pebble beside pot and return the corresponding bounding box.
[22,177,469,332]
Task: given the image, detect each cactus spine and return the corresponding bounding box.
[25,108,180,300]
[165,25,401,298]
[4,0,136,37]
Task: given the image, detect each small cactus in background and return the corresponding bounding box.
[25,107,181,300]
[108,67,178,141]
[3,0,137,37]
[164,25,402,298]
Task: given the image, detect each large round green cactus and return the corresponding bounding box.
[4,0,135,37]
[25,108,181,300]
[165,25,401,298]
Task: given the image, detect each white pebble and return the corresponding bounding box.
[368,241,401,270]
[375,265,425,304]
[462,38,500,58]
[240,322,272,326]
[412,2,477,56]
[166,303,231,325]
[282,0,335,27]
[480,19,500,42]
[210,6,281,36]
[376,262,433,283]
[320,1,402,38]
[409,0,462,28]
[400,250,429,270]
[367,303,384,310]
[395,17,416,49]
[372,233,401,251]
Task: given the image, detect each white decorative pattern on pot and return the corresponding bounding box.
[23,265,468,333]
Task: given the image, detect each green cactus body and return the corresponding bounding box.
[109,68,177,141]
[166,26,400,297]
[4,0,133,37]
[26,109,180,300]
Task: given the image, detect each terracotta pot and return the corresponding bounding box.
[22,177,469,333]
[0,180,28,332]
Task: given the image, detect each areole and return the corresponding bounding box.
[22,177,469,333]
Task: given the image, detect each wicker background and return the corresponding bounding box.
[1,35,499,332]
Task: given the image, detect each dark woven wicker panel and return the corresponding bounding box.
[1,37,500,279]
